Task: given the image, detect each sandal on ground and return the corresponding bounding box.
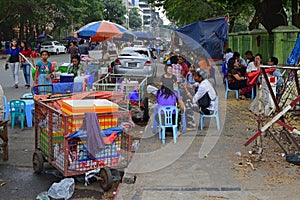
[239,95,246,100]
[177,131,182,137]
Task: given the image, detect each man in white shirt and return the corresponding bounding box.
[185,69,216,115]
[225,48,234,64]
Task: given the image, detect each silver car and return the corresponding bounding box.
[113,47,157,77]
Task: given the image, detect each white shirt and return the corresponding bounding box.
[192,79,217,110]
[239,57,247,66]
[225,52,233,64]
[246,61,259,73]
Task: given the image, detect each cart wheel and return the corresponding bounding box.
[32,151,44,174]
[143,97,149,122]
[99,167,113,191]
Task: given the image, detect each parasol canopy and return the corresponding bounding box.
[132,31,156,40]
[37,34,53,39]
[62,36,78,41]
[75,21,131,41]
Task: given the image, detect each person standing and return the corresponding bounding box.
[20,40,34,88]
[69,41,79,61]
[5,38,21,88]
[34,51,53,94]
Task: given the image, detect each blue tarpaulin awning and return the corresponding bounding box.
[133,31,156,40]
[175,17,228,60]
[286,35,300,66]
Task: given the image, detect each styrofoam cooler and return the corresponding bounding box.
[60,73,74,82]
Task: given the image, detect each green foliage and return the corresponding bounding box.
[129,7,142,29]
[0,0,104,40]
[147,0,255,27]
[99,0,127,25]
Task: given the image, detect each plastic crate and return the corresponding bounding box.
[62,115,118,133]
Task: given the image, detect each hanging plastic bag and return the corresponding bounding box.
[48,178,75,200]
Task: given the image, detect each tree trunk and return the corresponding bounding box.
[292,0,300,28]
[228,15,236,33]
[249,0,287,33]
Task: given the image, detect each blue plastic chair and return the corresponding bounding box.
[22,93,33,99]
[157,106,179,144]
[251,86,255,101]
[225,79,239,99]
[199,96,220,131]
[10,100,26,129]
[87,72,95,90]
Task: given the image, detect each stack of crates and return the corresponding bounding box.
[67,134,122,171]
[61,99,119,133]
[62,115,118,133]
[39,127,64,157]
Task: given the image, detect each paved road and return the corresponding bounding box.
[0,53,165,199]
[0,53,105,199]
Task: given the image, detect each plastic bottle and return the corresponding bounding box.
[173,82,178,91]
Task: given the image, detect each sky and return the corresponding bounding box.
[156,7,170,25]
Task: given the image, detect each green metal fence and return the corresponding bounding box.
[229,26,300,65]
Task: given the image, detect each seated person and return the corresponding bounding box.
[197,55,212,78]
[185,69,216,115]
[155,85,185,135]
[233,51,247,76]
[247,53,262,73]
[186,65,196,85]
[268,56,284,94]
[226,57,252,100]
[67,55,85,77]
[245,50,254,65]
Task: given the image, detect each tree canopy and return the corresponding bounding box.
[99,0,127,25]
[147,0,300,33]
[0,0,128,41]
[129,7,142,30]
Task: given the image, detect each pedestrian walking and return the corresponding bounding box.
[5,38,21,88]
[69,41,79,61]
[20,40,34,88]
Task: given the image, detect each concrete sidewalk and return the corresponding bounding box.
[116,82,300,200]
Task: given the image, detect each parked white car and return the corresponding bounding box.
[40,41,67,55]
[113,47,157,77]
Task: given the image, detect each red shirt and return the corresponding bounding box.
[21,48,32,58]
[181,62,189,78]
